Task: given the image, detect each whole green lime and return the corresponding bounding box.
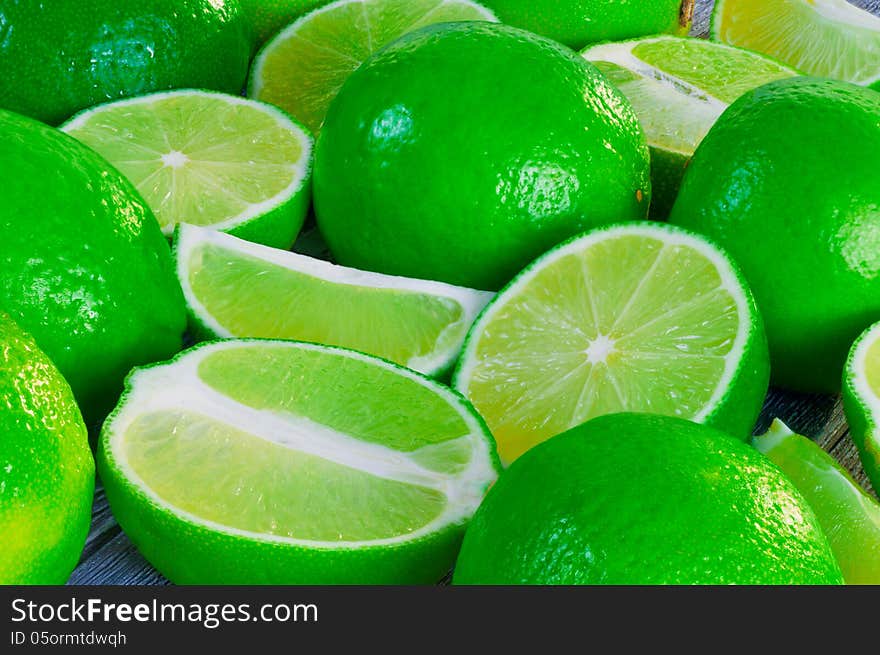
[669,77,880,393]
[453,413,843,585]
[0,109,187,426]
[314,22,651,290]
[239,0,328,47]
[479,0,692,50]
[0,0,252,125]
[0,314,94,584]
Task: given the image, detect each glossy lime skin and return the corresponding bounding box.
[669,78,880,393]
[454,413,843,585]
[314,22,651,290]
[0,110,187,427]
[239,0,328,48]
[480,0,690,50]
[0,314,94,584]
[0,0,252,125]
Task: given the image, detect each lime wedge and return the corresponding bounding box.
[98,340,500,584]
[712,0,880,87]
[248,0,498,135]
[843,320,880,494]
[752,420,880,585]
[583,36,797,217]
[61,90,313,250]
[453,222,770,464]
[176,224,493,376]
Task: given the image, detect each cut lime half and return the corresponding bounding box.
[61,90,313,250]
[248,0,498,135]
[753,420,880,585]
[175,225,493,376]
[711,0,880,87]
[98,339,500,584]
[453,222,770,464]
[843,320,880,494]
[583,36,797,217]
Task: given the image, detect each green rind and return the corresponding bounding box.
[647,146,688,220]
[452,221,770,442]
[843,322,880,494]
[99,339,501,584]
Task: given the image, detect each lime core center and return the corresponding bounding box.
[585,334,616,364]
[161,150,189,169]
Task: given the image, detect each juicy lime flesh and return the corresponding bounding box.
[252,0,496,134]
[124,410,447,541]
[64,94,307,233]
[753,421,880,584]
[713,0,880,85]
[864,335,880,398]
[187,241,467,368]
[463,234,738,463]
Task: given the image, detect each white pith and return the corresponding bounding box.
[809,0,880,30]
[455,224,754,425]
[175,225,494,375]
[250,0,499,98]
[849,323,880,448]
[61,90,313,235]
[105,340,498,550]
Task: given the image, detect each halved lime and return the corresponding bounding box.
[583,36,797,217]
[248,0,498,135]
[712,0,880,87]
[175,225,493,376]
[843,320,880,495]
[453,222,770,464]
[753,420,880,585]
[98,340,500,584]
[61,90,313,250]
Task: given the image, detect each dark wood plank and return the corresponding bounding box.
[69,0,880,586]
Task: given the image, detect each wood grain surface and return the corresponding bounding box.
[68,0,880,586]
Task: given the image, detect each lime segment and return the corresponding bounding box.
[843,320,880,494]
[248,0,497,134]
[752,420,880,585]
[711,0,880,87]
[176,225,493,376]
[62,90,313,249]
[453,223,769,464]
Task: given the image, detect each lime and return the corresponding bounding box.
[315,22,651,291]
[479,0,693,50]
[0,109,186,426]
[753,419,880,585]
[453,223,769,464]
[843,320,880,494]
[712,0,880,88]
[0,314,94,584]
[175,224,493,376]
[249,0,498,135]
[453,413,843,585]
[669,77,880,393]
[62,91,314,250]
[98,339,499,584]
[0,0,252,126]
[239,0,329,47]
[583,36,798,218]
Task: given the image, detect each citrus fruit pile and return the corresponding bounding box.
[1,0,879,586]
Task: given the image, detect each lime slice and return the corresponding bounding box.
[175,224,493,376]
[711,0,880,87]
[248,0,498,135]
[843,320,880,495]
[98,340,500,584]
[752,420,880,585]
[453,222,770,464]
[583,36,797,217]
[61,90,313,250]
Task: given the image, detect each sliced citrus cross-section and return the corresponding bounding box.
[61,90,313,249]
[453,222,770,464]
[248,0,498,135]
[583,35,797,217]
[843,320,880,495]
[98,340,500,584]
[175,224,493,376]
[711,0,880,87]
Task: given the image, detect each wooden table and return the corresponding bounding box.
[69,0,880,585]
